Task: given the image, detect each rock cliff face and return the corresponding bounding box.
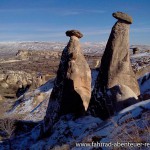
[109,84,138,112]
[88,12,140,119]
[16,50,61,60]
[0,70,47,100]
[44,30,91,132]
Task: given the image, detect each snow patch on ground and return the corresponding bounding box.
[29,100,150,150]
[91,69,99,89]
[5,71,150,122]
[131,52,150,58]
[119,99,150,114]
[138,72,150,94]
[1,71,150,149]
[5,79,54,121]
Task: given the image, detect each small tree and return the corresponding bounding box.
[0,118,16,139]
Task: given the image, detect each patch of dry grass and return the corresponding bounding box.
[109,111,150,149]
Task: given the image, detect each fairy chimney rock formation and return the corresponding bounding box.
[98,12,140,96]
[63,30,91,112]
[88,12,140,119]
[44,30,91,132]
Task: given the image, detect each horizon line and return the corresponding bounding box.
[0,41,149,46]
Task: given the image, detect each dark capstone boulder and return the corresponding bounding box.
[112,11,133,24]
[66,30,83,38]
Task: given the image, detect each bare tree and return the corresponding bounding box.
[0,118,16,138]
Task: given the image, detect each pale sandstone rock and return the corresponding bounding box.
[88,12,140,119]
[6,74,18,85]
[95,60,100,68]
[0,95,3,101]
[1,81,9,89]
[44,30,91,132]
[110,84,138,112]
[95,12,140,96]
[16,80,23,88]
[33,93,47,106]
[16,50,29,59]
[16,50,61,60]
[0,74,5,81]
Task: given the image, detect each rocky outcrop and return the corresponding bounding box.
[0,95,2,101]
[0,81,9,89]
[99,12,140,95]
[109,84,138,112]
[0,71,46,88]
[16,50,61,60]
[0,71,32,86]
[88,12,140,119]
[0,74,5,82]
[0,71,47,99]
[44,30,91,132]
[133,47,139,54]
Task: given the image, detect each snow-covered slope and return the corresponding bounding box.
[5,69,98,121]
[138,72,150,94]
[28,99,150,150]
[130,45,150,51]
[130,50,150,73]
[0,42,106,56]
[91,69,99,89]
[1,99,148,150]
[5,71,150,122]
[1,42,150,57]
[138,72,150,100]
[0,70,150,149]
[5,79,54,121]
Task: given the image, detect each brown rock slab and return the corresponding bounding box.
[0,95,3,101]
[113,11,133,24]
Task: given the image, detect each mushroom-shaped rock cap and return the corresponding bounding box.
[112,12,133,24]
[133,47,139,51]
[66,30,83,38]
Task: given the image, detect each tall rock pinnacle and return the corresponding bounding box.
[88,12,140,119]
[44,30,91,132]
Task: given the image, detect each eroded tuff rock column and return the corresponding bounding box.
[88,12,140,119]
[61,30,91,114]
[44,30,91,132]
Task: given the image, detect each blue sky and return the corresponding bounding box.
[0,0,150,44]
